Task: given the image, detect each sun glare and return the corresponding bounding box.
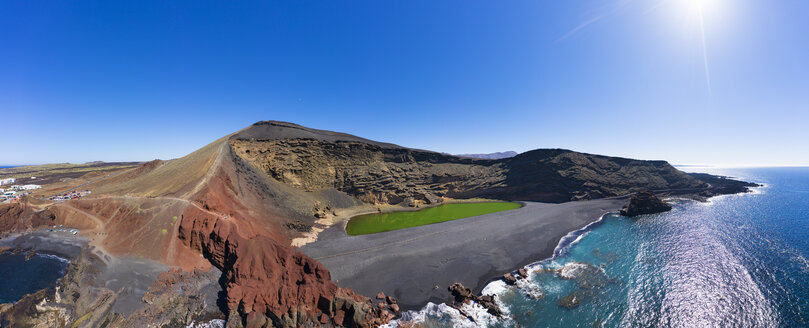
[677,0,725,95]
[683,0,723,16]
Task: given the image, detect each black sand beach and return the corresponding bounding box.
[300,198,626,310]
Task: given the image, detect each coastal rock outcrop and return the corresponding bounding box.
[503,273,518,285]
[620,190,672,217]
[179,206,392,327]
[0,202,57,232]
[448,282,502,318]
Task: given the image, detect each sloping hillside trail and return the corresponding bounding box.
[56,202,113,264]
[58,194,229,266]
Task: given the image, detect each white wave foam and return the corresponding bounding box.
[514,276,544,299]
[186,319,225,328]
[480,279,509,296]
[385,293,514,327]
[552,213,611,259]
[558,262,590,279]
[387,213,615,327]
[383,302,470,328]
[556,262,604,279]
[36,253,71,264]
[702,183,765,206]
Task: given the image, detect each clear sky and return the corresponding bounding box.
[2,0,808,166]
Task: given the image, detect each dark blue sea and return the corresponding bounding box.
[391,167,809,327]
[0,252,69,303]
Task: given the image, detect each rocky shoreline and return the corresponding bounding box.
[399,184,762,326]
[0,230,225,327]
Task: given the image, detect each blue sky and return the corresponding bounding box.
[2,0,807,166]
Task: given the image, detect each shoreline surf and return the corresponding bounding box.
[388,188,765,327]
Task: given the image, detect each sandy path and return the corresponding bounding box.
[58,203,113,264]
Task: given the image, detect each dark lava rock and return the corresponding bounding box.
[503,273,518,285]
[620,190,672,217]
[448,283,474,303]
[518,268,528,278]
[448,282,503,317]
[557,293,582,309]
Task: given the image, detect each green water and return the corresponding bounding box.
[346,202,522,235]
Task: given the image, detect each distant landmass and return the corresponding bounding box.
[455,151,518,159]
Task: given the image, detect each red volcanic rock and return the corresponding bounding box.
[0,202,57,232]
[179,204,384,327]
[171,145,392,327]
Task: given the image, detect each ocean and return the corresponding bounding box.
[391,167,809,327]
[0,252,70,303]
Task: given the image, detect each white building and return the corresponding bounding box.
[0,178,15,186]
[22,184,41,190]
[11,184,41,191]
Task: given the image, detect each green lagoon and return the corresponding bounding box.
[346,201,522,235]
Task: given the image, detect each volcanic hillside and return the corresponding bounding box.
[1,120,753,327]
[229,121,710,205]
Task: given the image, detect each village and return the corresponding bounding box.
[0,176,95,203]
[0,178,42,203]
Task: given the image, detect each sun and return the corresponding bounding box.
[679,0,724,94]
[683,0,722,15]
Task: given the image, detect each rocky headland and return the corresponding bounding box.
[620,190,673,217]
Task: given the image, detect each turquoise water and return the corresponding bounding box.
[394,167,809,327]
[0,252,69,303]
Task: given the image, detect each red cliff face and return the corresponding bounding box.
[178,203,394,327]
[177,155,392,327]
[0,202,58,232]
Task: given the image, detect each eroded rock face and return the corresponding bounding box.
[0,202,57,232]
[230,138,503,206]
[620,190,672,217]
[178,209,391,327]
[131,267,225,326]
[176,157,392,327]
[228,121,717,204]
